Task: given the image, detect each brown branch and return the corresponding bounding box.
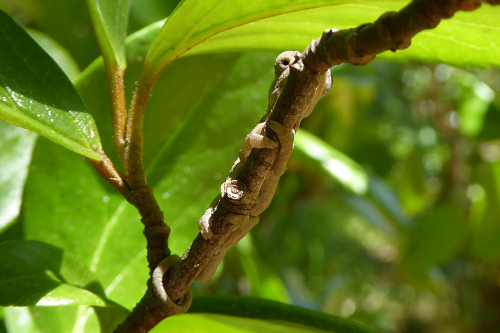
[107,64,127,159]
[114,0,498,331]
[123,72,156,189]
[165,0,498,302]
[88,153,170,274]
[303,0,497,72]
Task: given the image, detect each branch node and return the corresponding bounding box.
[303,29,339,71]
[152,255,193,314]
[222,179,246,202]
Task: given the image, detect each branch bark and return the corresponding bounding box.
[115,0,499,331]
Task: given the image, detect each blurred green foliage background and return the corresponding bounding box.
[1,0,499,332]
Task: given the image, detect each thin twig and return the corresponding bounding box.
[107,63,128,159]
[86,152,131,199]
[87,151,170,274]
[123,71,156,189]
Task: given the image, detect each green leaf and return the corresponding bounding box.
[236,235,290,303]
[3,308,38,333]
[22,140,146,309]
[19,138,139,331]
[0,122,36,232]
[186,2,500,68]
[26,29,81,81]
[153,314,331,333]
[143,0,373,77]
[145,1,500,76]
[470,162,500,260]
[399,205,465,279]
[86,0,131,69]
[294,129,368,195]
[0,240,107,307]
[181,296,378,333]
[0,9,102,161]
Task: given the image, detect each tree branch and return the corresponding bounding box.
[116,0,499,331]
[88,153,170,275]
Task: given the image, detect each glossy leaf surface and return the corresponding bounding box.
[0,9,102,160]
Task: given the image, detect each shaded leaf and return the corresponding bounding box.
[399,205,464,278]
[183,296,378,333]
[0,240,107,307]
[470,162,500,260]
[0,9,102,161]
[26,29,81,81]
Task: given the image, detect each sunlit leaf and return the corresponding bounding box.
[294,129,368,195]
[145,1,500,78]
[86,0,131,68]
[0,9,102,160]
[0,122,36,232]
[153,314,332,333]
[143,0,386,77]
[3,308,38,333]
[187,3,500,68]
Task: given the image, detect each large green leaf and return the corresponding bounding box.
[143,0,376,77]
[175,296,377,333]
[86,0,131,68]
[152,296,378,332]
[153,314,332,333]
[145,0,500,77]
[0,240,107,307]
[19,139,142,332]
[185,3,500,68]
[0,9,102,161]
[0,122,36,232]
